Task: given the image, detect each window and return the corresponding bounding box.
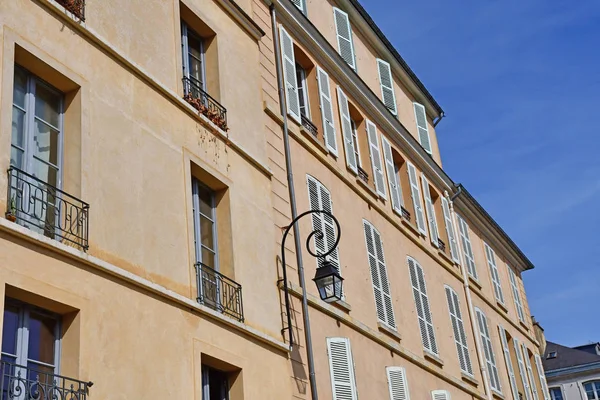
[456,215,477,279]
[366,120,386,198]
[440,198,459,262]
[192,178,218,270]
[327,338,358,400]
[407,162,427,235]
[350,120,361,168]
[316,67,338,154]
[546,352,557,359]
[431,390,450,400]
[377,59,397,115]
[421,175,439,247]
[507,266,526,324]
[484,243,505,305]
[523,345,540,400]
[363,220,395,328]
[296,64,310,119]
[182,22,206,94]
[586,382,600,400]
[333,8,356,70]
[386,367,410,400]
[514,337,532,400]
[381,136,403,214]
[444,286,473,375]
[413,102,432,154]
[534,354,551,400]
[549,388,563,400]
[337,87,357,172]
[474,308,501,393]
[291,0,306,15]
[498,325,520,400]
[408,257,438,355]
[202,365,229,400]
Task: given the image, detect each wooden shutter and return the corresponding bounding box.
[534,354,551,400]
[407,162,427,234]
[307,176,340,271]
[363,220,395,328]
[381,136,403,213]
[445,286,473,375]
[508,266,525,323]
[337,87,357,172]
[317,67,338,155]
[441,197,459,262]
[514,338,533,400]
[431,390,450,400]
[408,257,437,355]
[377,59,397,115]
[523,344,540,400]
[333,8,356,70]
[290,0,306,14]
[413,102,432,153]
[484,243,505,304]
[421,174,439,246]
[457,215,477,279]
[366,120,387,198]
[279,26,301,123]
[498,325,520,400]
[475,308,501,393]
[327,337,358,400]
[387,367,410,400]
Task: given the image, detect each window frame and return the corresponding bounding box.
[192,178,219,271]
[295,63,310,119]
[474,307,502,394]
[549,387,563,400]
[181,21,207,93]
[350,119,361,168]
[202,364,230,400]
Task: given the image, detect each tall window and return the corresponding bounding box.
[295,64,310,119]
[474,307,501,393]
[182,22,206,94]
[350,120,361,168]
[192,178,217,270]
[408,257,438,355]
[549,388,563,400]
[586,382,600,400]
[444,285,473,375]
[202,365,229,400]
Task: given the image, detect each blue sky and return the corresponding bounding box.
[360,0,600,346]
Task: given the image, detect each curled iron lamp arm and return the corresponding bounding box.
[280,209,341,346]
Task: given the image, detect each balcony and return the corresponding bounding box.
[182,77,228,131]
[437,238,446,253]
[0,360,92,400]
[401,206,411,221]
[357,166,369,185]
[56,0,85,20]
[6,166,89,251]
[301,114,318,138]
[195,262,244,322]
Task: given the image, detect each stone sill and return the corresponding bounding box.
[468,275,482,289]
[300,125,329,156]
[356,175,379,199]
[332,298,352,313]
[400,217,421,237]
[519,320,529,330]
[497,301,508,313]
[491,389,505,400]
[461,372,479,387]
[424,351,444,367]
[378,322,401,342]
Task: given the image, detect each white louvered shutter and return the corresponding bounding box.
[291,0,306,14]
[307,176,340,273]
[441,197,459,262]
[381,136,403,213]
[407,162,427,235]
[421,174,439,247]
[534,354,551,400]
[445,286,473,375]
[327,338,358,400]
[457,215,477,279]
[484,243,505,304]
[508,266,525,323]
[408,257,437,355]
[475,308,501,393]
[514,338,533,400]
[366,120,387,198]
[431,390,450,400]
[337,87,357,172]
[498,325,520,400]
[333,8,356,70]
[363,220,395,328]
[523,344,540,400]
[387,367,409,400]
[413,102,432,153]
[279,26,301,124]
[317,67,338,155]
[377,59,397,115]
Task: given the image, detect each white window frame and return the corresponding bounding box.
[366,120,386,198]
[316,66,338,155]
[534,354,551,400]
[376,59,398,115]
[498,325,519,400]
[407,162,427,235]
[549,387,564,400]
[332,7,356,70]
[421,174,439,247]
[523,344,540,400]
[296,63,310,119]
[413,102,432,154]
[181,22,207,93]
[201,364,229,400]
[192,178,219,270]
[381,135,403,214]
[350,119,361,168]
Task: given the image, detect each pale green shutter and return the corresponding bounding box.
[457,214,477,279]
[498,325,520,400]
[484,243,505,304]
[445,286,473,375]
[534,354,551,400]
[387,367,410,400]
[431,390,450,400]
[327,337,358,400]
[475,308,502,393]
[421,174,439,247]
[407,162,427,235]
[441,197,459,262]
[508,266,526,323]
[408,257,437,355]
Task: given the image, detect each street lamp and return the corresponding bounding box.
[313,260,344,303]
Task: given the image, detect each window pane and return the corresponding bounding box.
[200,216,214,250]
[198,187,213,218]
[27,361,54,385]
[201,247,215,270]
[27,312,57,366]
[13,69,27,108]
[12,107,25,149]
[2,306,19,355]
[31,159,58,187]
[10,147,24,169]
[34,121,60,166]
[187,35,203,85]
[34,84,60,128]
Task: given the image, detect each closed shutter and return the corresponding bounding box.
[457,214,477,279]
[523,344,540,400]
[475,308,502,393]
[333,8,356,70]
[366,120,387,198]
[327,337,358,400]
[307,176,340,272]
[408,257,437,355]
[377,59,397,115]
[317,67,338,155]
[381,136,403,213]
[445,286,473,375]
[484,243,505,304]
[279,26,301,124]
[441,197,459,262]
[508,266,525,323]
[413,102,432,153]
[291,0,306,14]
[407,162,427,235]
[431,390,450,400]
[498,325,520,400]
[421,174,439,247]
[514,338,533,400]
[534,354,551,400]
[336,87,357,172]
[363,220,395,328]
[386,367,409,400]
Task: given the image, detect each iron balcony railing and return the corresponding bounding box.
[0,360,92,400]
[56,0,85,21]
[301,114,318,138]
[357,166,369,185]
[195,262,244,322]
[6,166,90,251]
[401,206,411,221]
[438,238,447,253]
[182,77,227,130]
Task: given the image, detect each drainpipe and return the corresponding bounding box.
[446,188,493,400]
[270,4,319,400]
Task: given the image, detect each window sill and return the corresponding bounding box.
[423,351,444,367]
[400,217,421,237]
[437,248,454,265]
[461,373,479,387]
[496,301,508,313]
[356,175,379,198]
[299,125,329,155]
[331,298,352,313]
[519,320,529,330]
[377,322,401,342]
[491,389,505,399]
[468,275,482,289]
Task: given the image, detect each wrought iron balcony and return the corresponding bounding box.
[357,166,369,185]
[182,77,228,131]
[0,360,92,400]
[6,166,89,251]
[301,114,318,138]
[56,0,85,20]
[401,206,411,221]
[437,238,446,252]
[195,262,244,322]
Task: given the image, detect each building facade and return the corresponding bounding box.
[0,0,548,400]
[543,342,600,400]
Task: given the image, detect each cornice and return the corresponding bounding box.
[215,0,266,40]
